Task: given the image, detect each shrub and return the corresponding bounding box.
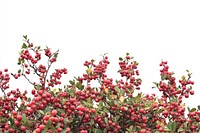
[0,35,200,133]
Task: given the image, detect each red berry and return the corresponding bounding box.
[39,124,45,130]
[140,129,146,133]
[51,110,57,116]
[35,128,41,133]
[185,93,189,98]
[20,126,26,131]
[190,91,194,95]
[16,115,22,121]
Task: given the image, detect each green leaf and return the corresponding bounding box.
[39,110,45,115]
[9,117,14,125]
[89,119,94,126]
[64,118,68,125]
[68,88,75,97]
[178,128,184,132]
[187,107,190,112]
[22,114,27,121]
[18,58,22,65]
[69,80,75,86]
[45,120,51,129]
[22,114,30,127]
[76,82,84,90]
[135,92,142,102]
[127,125,133,132]
[99,100,103,107]
[156,109,163,114]
[94,129,103,133]
[56,123,61,128]
[27,97,31,102]
[164,126,170,132]
[171,122,177,131]
[167,121,176,131]
[23,35,27,39]
[54,53,59,58]
[167,121,172,129]
[161,74,167,80]
[60,129,66,133]
[45,106,51,113]
[104,117,108,126]
[198,105,200,110]
[119,57,123,61]
[190,108,196,112]
[22,43,28,49]
[119,89,125,97]
[114,115,120,121]
[171,96,178,102]
[26,130,31,133]
[34,84,41,90]
[42,129,47,133]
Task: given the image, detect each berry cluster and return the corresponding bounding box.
[0,36,200,132]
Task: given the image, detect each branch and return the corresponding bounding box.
[43,50,59,89]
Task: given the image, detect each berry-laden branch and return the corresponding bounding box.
[0,36,200,133]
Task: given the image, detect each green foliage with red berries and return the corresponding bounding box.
[0,35,200,133]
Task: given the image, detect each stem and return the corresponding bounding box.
[0,79,7,97]
[22,73,35,86]
[20,64,35,86]
[27,60,42,77]
[43,50,59,89]
[0,87,6,97]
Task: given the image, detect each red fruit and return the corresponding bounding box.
[35,128,41,133]
[14,120,20,126]
[20,126,26,130]
[66,128,71,133]
[51,110,57,116]
[91,109,96,113]
[85,114,90,119]
[16,115,22,121]
[39,124,45,130]
[43,115,50,120]
[70,98,76,103]
[4,68,8,72]
[158,127,164,132]
[140,129,146,133]
[12,111,17,115]
[57,127,62,132]
[78,111,84,116]
[140,109,145,114]
[31,104,36,110]
[117,125,121,129]
[185,93,189,98]
[190,91,194,95]
[77,105,85,112]
[162,110,168,115]
[38,90,43,95]
[108,120,112,125]
[80,130,88,133]
[142,116,147,122]
[4,124,9,129]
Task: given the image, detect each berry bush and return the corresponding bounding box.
[0,36,200,133]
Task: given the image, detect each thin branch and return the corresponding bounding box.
[22,73,35,86]
[43,50,59,89]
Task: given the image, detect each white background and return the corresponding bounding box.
[0,0,200,108]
